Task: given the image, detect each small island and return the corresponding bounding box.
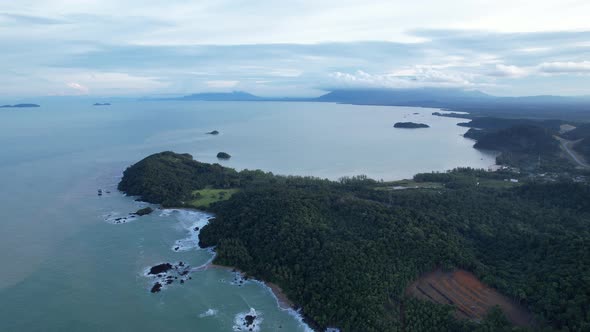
[394,122,430,129]
[216,152,231,159]
[206,130,220,135]
[93,103,111,106]
[0,103,40,108]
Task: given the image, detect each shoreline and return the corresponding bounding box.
[196,263,295,310]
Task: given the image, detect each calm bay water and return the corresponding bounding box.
[0,100,495,331]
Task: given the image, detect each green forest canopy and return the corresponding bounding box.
[119,152,590,331]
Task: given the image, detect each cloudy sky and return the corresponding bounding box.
[2,0,590,97]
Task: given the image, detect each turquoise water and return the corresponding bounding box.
[0,101,495,331]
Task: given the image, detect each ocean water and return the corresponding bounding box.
[0,100,496,331]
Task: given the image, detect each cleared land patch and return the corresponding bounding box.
[406,269,533,327]
[188,188,239,208]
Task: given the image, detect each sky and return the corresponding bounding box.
[1,0,590,97]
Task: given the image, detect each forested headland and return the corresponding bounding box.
[119,152,590,331]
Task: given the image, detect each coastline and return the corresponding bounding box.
[197,263,295,310]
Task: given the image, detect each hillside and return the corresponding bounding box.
[574,138,590,161]
[473,125,559,154]
[120,152,590,332]
[316,88,590,121]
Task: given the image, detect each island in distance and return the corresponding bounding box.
[0,103,40,108]
[394,122,430,129]
[216,152,231,159]
[206,130,219,135]
[93,102,111,106]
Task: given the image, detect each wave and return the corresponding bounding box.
[159,209,214,252]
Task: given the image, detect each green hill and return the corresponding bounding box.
[120,152,590,331]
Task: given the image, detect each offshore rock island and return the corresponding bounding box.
[394,122,430,129]
[117,151,590,331]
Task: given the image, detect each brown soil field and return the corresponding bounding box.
[406,269,533,327]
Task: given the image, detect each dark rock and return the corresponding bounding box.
[135,207,154,216]
[244,315,256,326]
[148,263,173,275]
[193,226,199,231]
[150,282,162,293]
[206,130,220,135]
[180,280,184,284]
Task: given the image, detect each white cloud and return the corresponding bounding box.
[489,64,530,78]
[66,82,89,94]
[330,69,477,89]
[538,61,590,74]
[205,80,239,88]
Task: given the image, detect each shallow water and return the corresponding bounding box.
[0,100,495,331]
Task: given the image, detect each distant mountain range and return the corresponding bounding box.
[162,89,590,121]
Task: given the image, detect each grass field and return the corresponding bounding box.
[188,188,239,208]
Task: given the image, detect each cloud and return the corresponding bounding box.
[329,69,479,90]
[489,64,530,78]
[0,13,68,25]
[205,80,239,88]
[538,61,590,74]
[66,82,89,94]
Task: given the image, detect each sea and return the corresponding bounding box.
[0,100,496,331]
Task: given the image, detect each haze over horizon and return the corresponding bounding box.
[2,0,590,98]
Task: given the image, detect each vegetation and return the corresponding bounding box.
[117,151,242,206]
[394,122,430,129]
[188,188,239,208]
[573,138,590,161]
[458,117,563,131]
[119,152,590,331]
[217,152,231,159]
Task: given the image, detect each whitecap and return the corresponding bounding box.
[233,308,262,332]
[198,308,218,318]
[250,280,315,332]
[104,211,137,225]
[159,209,213,252]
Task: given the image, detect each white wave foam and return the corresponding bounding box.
[159,209,213,252]
[104,211,137,225]
[233,308,262,332]
[198,308,218,318]
[251,280,315,332]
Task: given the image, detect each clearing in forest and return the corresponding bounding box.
[406,269,533,327]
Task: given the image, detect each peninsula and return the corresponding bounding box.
[118,151,590,331]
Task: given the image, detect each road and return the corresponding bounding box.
[555,136,590,168]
